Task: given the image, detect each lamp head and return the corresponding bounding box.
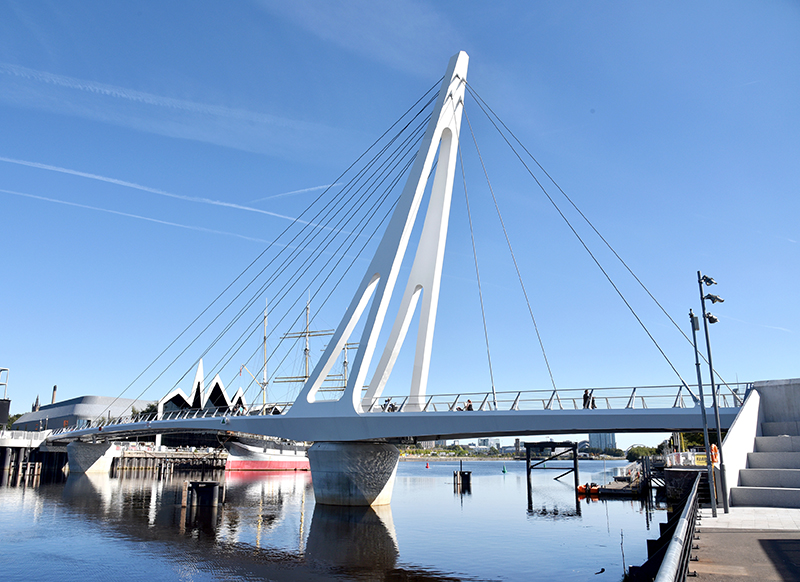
[706,313,719,324]
[701,275,717,286]
[704,293,725,304]
[689,310,700,331]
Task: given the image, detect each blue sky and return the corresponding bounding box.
[2,2,798,449]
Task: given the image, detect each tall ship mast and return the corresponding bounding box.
[273,299,355,397]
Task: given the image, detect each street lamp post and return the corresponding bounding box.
[698,270,729,513]
[690,308,717,517]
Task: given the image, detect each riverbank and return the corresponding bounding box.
[400,455,626,462]
[400,455,517,462]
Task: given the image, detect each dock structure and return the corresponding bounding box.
[112,448,227,478]
[0,430,64,486]
[597,475,642,497]
[1,430,228,485]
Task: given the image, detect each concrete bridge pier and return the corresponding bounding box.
[308,442,399,506]
[67,441,121,474]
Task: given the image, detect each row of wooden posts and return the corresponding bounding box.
[0,445,229,487]
[0,446,68,487]
[112,451,228,480]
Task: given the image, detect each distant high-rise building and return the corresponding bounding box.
[589,433,617,452]
[477,437,501,450]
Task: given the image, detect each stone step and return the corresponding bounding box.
[747,452,800,469]
[754,435,800,452]
[739,468,800,488]
[761,420,800,436]
[730,486,800,508]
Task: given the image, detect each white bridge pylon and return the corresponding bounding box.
[289,51,469,418]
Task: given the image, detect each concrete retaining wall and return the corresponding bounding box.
[753,379,800,423]
[721,388,762,493]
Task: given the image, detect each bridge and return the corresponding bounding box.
[46,52,744,506]
[49,383,742,444]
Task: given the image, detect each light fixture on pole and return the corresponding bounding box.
[698,270,729,513]
[690,308,717,516]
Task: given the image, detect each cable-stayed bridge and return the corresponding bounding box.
[49,383,741,444]
[47,52,745,505]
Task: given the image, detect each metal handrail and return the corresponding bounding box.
[654,474,701,582]
[360,383,745,414]
[47,382,746,434]
[0,430,49,440]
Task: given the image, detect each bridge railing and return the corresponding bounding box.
[48,401,299,436]
[368,383,748,414]
[0,430,49,441]
[47,383,747,436]
[627,473,701,581]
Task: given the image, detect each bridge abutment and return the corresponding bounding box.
[308,441,399,506]
[67,441,120,474]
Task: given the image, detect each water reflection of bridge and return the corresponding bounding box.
[59,471,403,578]
[6,459,664,580]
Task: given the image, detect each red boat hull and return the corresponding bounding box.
[226,457,309,471]
[224,439,310,471]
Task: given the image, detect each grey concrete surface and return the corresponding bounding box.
[693,507,800,581]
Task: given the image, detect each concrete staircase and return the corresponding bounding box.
[730,417,800,508]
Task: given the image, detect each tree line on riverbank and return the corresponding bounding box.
[401,443,626,459]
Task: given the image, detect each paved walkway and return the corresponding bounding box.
[693,507,800,581]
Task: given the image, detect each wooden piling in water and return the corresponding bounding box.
[524,441,581,512]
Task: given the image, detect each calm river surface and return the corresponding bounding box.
[1,459,665,581]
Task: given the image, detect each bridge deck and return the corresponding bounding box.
[48,405,740,444]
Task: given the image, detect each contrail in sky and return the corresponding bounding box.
[0,63,313,129]
[0,156,331,229]
[721,314,792,334]
[250,183,337,203]
[1,188,272,244]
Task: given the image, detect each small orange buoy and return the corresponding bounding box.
[426,462,429,469]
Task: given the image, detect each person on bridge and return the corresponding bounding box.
[583,390,591,409]
[465,400,474,411]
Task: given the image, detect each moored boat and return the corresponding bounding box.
[224,435,309,471]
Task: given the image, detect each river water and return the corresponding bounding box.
[1,459,664,581]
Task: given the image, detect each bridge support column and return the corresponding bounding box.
[308,442,399,506]
[0,447,10,486]
[67,441,120,474]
